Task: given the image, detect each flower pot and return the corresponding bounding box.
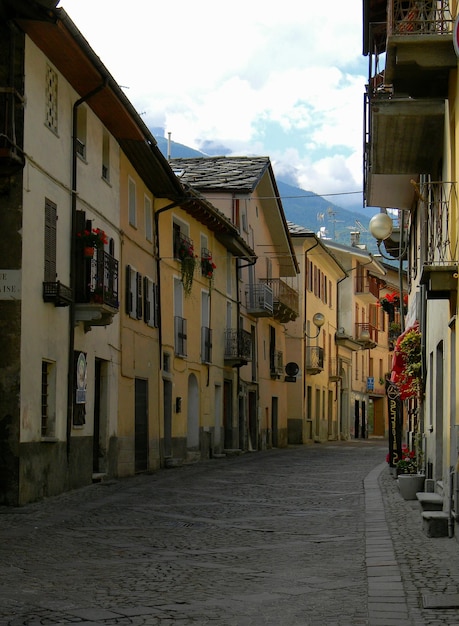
[84,246,95,258]
[398,474,425,500]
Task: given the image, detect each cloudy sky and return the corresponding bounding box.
[58,0,366,209]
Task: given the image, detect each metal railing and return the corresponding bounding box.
[305,346,324,371]
[389,0,453,36]
[246,282,274,315]
[260,278,299,321]
[224,329,252,362]
[86,250,119,309]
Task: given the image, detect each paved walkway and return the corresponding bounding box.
[1,440,459,625]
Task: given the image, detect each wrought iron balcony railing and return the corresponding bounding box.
[43,281,73,307]
[224,329,252,364]
[389,0,453,36]
[305,346,324,374]
[260,278,299,323]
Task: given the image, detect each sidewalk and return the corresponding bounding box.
[375,462,459,626]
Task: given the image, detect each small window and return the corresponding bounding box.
[145,195,153,242]
[128,178,137,227]
[45,65,58,134]
[102,129,110,181]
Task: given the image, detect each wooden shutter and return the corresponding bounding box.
[44,198,57,281]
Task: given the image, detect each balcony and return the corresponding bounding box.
[260,278,299,323]
[201,326,212,364]
[305,346,324,375]
[174,316,187,357]
[328,357,341,382]
[385,0,455,89]
[75,250,119,330]
[270,349,284,379]
[246,282,274,317]
[355,323,378,349]
[224,329,252,366]
[354,274,381,301]
[363,0,455,208]
[43,281,72,307]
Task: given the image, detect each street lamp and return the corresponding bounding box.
[305,312,325,339]
[369,210,407,333]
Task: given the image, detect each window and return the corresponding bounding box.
[128,178,137,227]
[143,276,159,327]
[41,360,56,438]
[76,106,87,159]
[102,129,110,181]
[45,65,58,133]
[126,265,142,319]
[44,198,57,282]
[145,195,153,242]
[201,290,212,363]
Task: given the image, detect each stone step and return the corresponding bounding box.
[422,511,449,538]
[416,492,444,511]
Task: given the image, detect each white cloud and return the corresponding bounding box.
[58,0,366,203]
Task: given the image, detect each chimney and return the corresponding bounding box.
[350,231,360,247]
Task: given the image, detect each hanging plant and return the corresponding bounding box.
[201,254,216,279]
[391,323,422,399]
[181,254,197,297]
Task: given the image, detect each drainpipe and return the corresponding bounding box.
[66,80,108,462]
[236,256,257,449]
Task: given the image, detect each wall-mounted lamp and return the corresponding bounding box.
[359,328,371,342]
[305,312,325,339]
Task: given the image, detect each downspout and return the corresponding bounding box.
[66,80,108,461]
[236,256,257,449]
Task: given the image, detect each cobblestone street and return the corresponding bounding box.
[2,440,459,625]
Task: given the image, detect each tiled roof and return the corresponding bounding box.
[287,221,314,235]
[170,156,271,192]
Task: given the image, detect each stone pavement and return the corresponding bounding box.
[1,440,459,625]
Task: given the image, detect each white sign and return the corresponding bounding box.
[0,270,21,300]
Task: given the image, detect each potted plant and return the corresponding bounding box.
[201,253,216,279]
[396,442,425,500]
[77,228,108,257]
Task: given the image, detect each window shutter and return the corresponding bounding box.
[136,272,143,319]
[143,276,150,323]
[126,265,132,315]
[44,199,57,281]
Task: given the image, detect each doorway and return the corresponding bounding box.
[135,378,148,472]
